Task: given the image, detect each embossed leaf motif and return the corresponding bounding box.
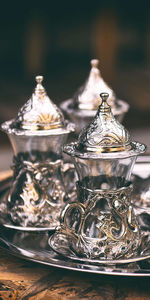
[36,112,60,124]
[24,112,60,125]
[88,132,127,147]
[20,174,39,203]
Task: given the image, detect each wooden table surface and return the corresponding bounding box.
[0,171,150,300]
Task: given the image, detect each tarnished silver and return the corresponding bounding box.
[60,59,129,133]
[1,76,75,230]
[50,93,146,261]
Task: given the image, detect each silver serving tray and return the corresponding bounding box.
[0,226,150,277]
[0,156,149,276]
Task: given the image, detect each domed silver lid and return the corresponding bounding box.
[74,59,116,110]
[14,75,64,131]
[64,93,146,159]
[77,93,130,153]
[1,76,75,136]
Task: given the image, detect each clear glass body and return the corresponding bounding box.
[73,156,137,190]
[8,133,67,161]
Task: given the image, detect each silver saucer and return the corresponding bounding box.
[49,224,150,265]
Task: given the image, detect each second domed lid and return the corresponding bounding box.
[14,76,64,131]
[73,59,116,110]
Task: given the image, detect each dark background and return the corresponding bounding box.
[0,1,150,149]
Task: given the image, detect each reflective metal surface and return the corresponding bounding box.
[0,227,150,277]
[0,157,149,276]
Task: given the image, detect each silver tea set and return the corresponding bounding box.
[0,60,148,262]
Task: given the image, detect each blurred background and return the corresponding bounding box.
[0,0,150,170]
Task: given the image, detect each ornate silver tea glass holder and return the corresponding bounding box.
[50,93,146,263]
[60,59,129,134]
[1,76,75,231]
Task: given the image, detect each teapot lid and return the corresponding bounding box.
[64,93,146,159]
[73,59,116,110]
[14,75,64,131]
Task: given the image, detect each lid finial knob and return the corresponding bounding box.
[91,59,99,68]
[35,75,45,96]
[99,93,110,112]
[100,92,109,103]
[35,75,43,85]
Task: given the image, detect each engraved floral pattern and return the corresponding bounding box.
[56,185,140,259]
[77,94,130,151]
[8,153,73,228]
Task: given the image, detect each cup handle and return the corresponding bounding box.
[60,202,85,235]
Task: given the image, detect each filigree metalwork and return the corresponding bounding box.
[51,184,140,259]
[7,153,76,228]
[60,92,146,260]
